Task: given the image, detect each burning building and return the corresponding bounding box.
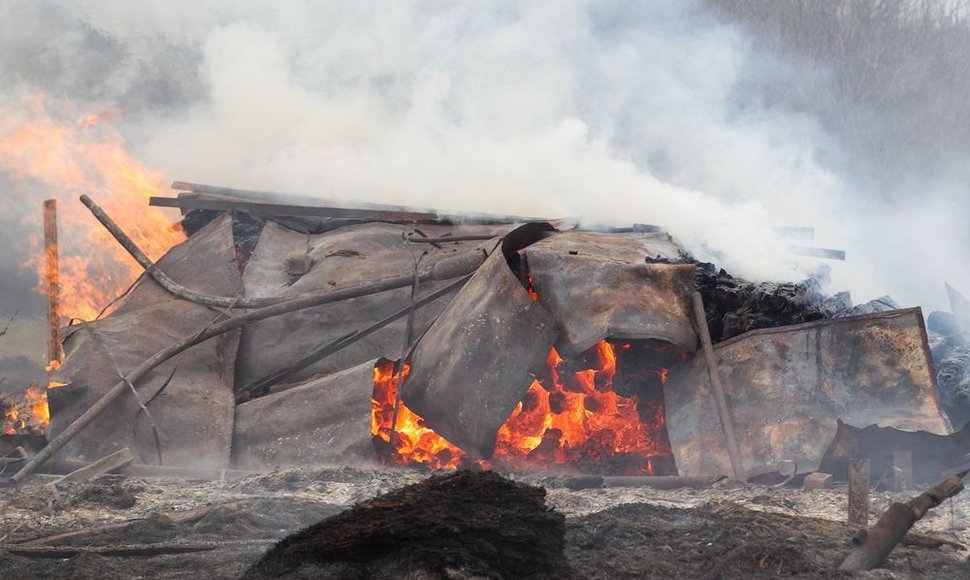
[2,181,961,487]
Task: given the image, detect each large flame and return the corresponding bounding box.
[0,95,185,322]
[371,361,465,470]
[492,341,673,475]
[371,340,679,475]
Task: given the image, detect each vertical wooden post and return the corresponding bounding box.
[892,451,913,492]
[43,199,62,372]
[691,292,746,482]
[848,458,871,528]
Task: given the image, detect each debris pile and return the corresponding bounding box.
[244,470,569,579]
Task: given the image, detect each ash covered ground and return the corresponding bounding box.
[0,467,968,579]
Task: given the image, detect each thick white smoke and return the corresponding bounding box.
[1,0,967,312]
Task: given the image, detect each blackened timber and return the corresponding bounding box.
[840,469,969,571]
[153,191,542,225]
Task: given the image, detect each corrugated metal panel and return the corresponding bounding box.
[665,308,951,477]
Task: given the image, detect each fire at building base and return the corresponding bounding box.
[1,183,969,578]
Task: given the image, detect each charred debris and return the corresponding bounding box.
[2,181,970,577]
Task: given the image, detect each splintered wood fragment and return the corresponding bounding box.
[848,459,870,528]
[839,469,968,572]
[45,448,133,488]
[893,450,913,492]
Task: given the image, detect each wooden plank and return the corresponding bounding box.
[692,291,747,481]
[45,448,133,487]
[848,458,871,528]
[152,190,541,224]
[840,469,968,571]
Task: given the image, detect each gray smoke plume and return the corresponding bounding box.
[1,0,967,336]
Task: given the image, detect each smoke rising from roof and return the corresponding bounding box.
[1,0,967,322]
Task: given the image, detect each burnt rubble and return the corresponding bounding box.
[243,470,570,580]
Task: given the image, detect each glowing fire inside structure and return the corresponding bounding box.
[372,340,683,475]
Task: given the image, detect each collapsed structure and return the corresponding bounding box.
[8,182,967,486]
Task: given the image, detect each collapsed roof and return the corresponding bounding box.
[40,182,958,481]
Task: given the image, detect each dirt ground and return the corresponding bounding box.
[0,466,968,579]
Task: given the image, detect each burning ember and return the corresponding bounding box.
[1,385,50,436]
[0,96,185,321]
[372,340,681,475]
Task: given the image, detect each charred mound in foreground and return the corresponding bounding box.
[243,470,569,579]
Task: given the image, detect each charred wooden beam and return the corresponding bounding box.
[156,187,542,225]
[691,291,746,481]
[43,199,62,369]
[839,469,969,572]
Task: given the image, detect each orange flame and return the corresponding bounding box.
[1,385,50,436]
[371,340,679,475]
[1,96,184,322]
[371,361,465,470]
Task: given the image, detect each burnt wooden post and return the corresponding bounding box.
[691,292,746,482]
[840,469,968,572]
[43,199,62,371]
[848,458,871,527]
[892,451,913,492]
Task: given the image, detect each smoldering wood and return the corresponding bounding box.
[400,246,559,458]
[521,230,697,356]
[44,447,134,487]
[43,199,62,367]
[839,469,969,572]
[848,459,871,528]
[5,234,490,486]
[692,291,747,482]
